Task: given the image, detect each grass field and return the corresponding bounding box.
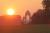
[0,24,49,33]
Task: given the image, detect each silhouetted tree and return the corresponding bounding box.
[42,0,50,15]
[42,0,50,23]
[32,9,45,24]
[42,0,50,10]
[31,0,50,24]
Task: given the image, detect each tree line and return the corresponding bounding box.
[31,0,50,24]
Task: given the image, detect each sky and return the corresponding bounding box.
[0,0,43,16]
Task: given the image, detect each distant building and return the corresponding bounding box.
[1,15,22,25]
[0,16,4,25]
[15,15,22,25]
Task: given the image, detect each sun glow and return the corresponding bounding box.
[6,8,15,16]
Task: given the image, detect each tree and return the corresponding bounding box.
[31,0,50,24]
[42,0,50,23]
[32,9,44,24]
[42,0,50,10]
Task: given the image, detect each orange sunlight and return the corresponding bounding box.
[0,0,43,16]
[6,8,15,16]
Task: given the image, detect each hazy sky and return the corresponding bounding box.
[0,0,43,16]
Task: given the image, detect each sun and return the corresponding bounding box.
[6,8,15,16]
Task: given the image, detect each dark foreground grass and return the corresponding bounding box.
[0,24,49,33]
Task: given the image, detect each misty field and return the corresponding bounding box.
[0,24,49,33]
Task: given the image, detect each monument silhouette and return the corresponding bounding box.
[23,10,31,24]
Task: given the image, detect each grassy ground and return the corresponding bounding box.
[0,24,49,33]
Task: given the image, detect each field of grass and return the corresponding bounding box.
[0,24,49,33]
